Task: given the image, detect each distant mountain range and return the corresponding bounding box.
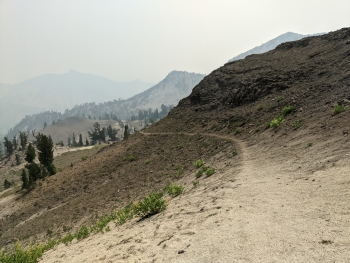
[0,70,154,134]
[228,32,325,62]
[4,71,205,139]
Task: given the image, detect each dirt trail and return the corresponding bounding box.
[40,132,350,262]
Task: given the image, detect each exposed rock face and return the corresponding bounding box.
[181,28,350,111]
[228,32,325,62]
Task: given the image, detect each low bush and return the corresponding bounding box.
[205,168,215,177]
[194,159,205,168]
[195,166,208,178]
[281,105,294,116]
[292,120,303,129]
[165,183,184,197]
[334,105,345,114]
[133,192,167,218]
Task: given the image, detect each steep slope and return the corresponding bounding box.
[228,31,324,62]
[1,28,349,262]
[0,70,153,134]
[5,71,204,139]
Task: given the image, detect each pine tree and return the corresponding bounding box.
[44,121,47,128]
[21,169,29,190]
[85,138,89,146]
[3,137,14,155]
[3,179,12,189]
[25,143,36,163]
[12,136,18,150]
[124,125,129,140]
[78,134,83,147]
[37,134,56,175]
[68,136,71,147]
[19,131,28,150]
[72,133,77,147]
[88,122,101,144]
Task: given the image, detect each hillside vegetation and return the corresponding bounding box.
[0,28,349,262]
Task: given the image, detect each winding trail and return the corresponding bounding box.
[40,131,350,262]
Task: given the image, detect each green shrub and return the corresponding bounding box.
[232,150,238,156]
[281,106,294,116]
[115,205,134,225]
[205,168,215,177]
[74,225,89,240]
[81,156,88,161]
[133,192,167,218]
[0,241,54,263]
[124,155,136,162]
[165,183,184,197]
[192,181,199,187]
[334,105,345,114]
[60,233,74,245]
[307,142,313,147]
[292,120,303,129]
[194,159,205,168]
[269,115,284,128]
[195,166,208,178]
[177,144,183,149]
[145,160,150,164]
[256,104,264,111]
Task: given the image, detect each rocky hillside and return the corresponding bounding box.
[0,70,153,135]
[228,31,324,62]
[0,28,349,262]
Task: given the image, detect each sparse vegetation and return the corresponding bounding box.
[133,192,167,218]
[195,166,208,178]
[307,142,313,147]
[292,120,303,129]
[232,150,238,156]
[256,104,264,111]
[333,105,346,114]
[266,105,294,129]
[165,183,184,197]
[205,168,215,177]
[194,159,205,168]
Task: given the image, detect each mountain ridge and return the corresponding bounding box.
[228,31,325,62]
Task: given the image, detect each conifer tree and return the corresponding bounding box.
[123,125,129,140]
[3,137,13,155]
[85,138,89,146]
[78,134,83,147]
[21,169,29,190]
[25,143,36,163]
[37,134,56,175]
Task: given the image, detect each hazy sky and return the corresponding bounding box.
[1,0,349,84]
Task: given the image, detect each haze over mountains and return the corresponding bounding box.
[0,70,153,134]
[228,32,325,62]
[1,31,324,137]
[5,71,205,139]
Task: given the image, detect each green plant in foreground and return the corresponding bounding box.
[194,159,205,168]
[205,168,215,177]
[232,150,238,156]
[192,181,199,187]
[307,142,313,147]
[165,183,184,197]
[333,105,345,114]
[133,192,167,218]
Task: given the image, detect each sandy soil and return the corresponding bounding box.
[39,133,350,262]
